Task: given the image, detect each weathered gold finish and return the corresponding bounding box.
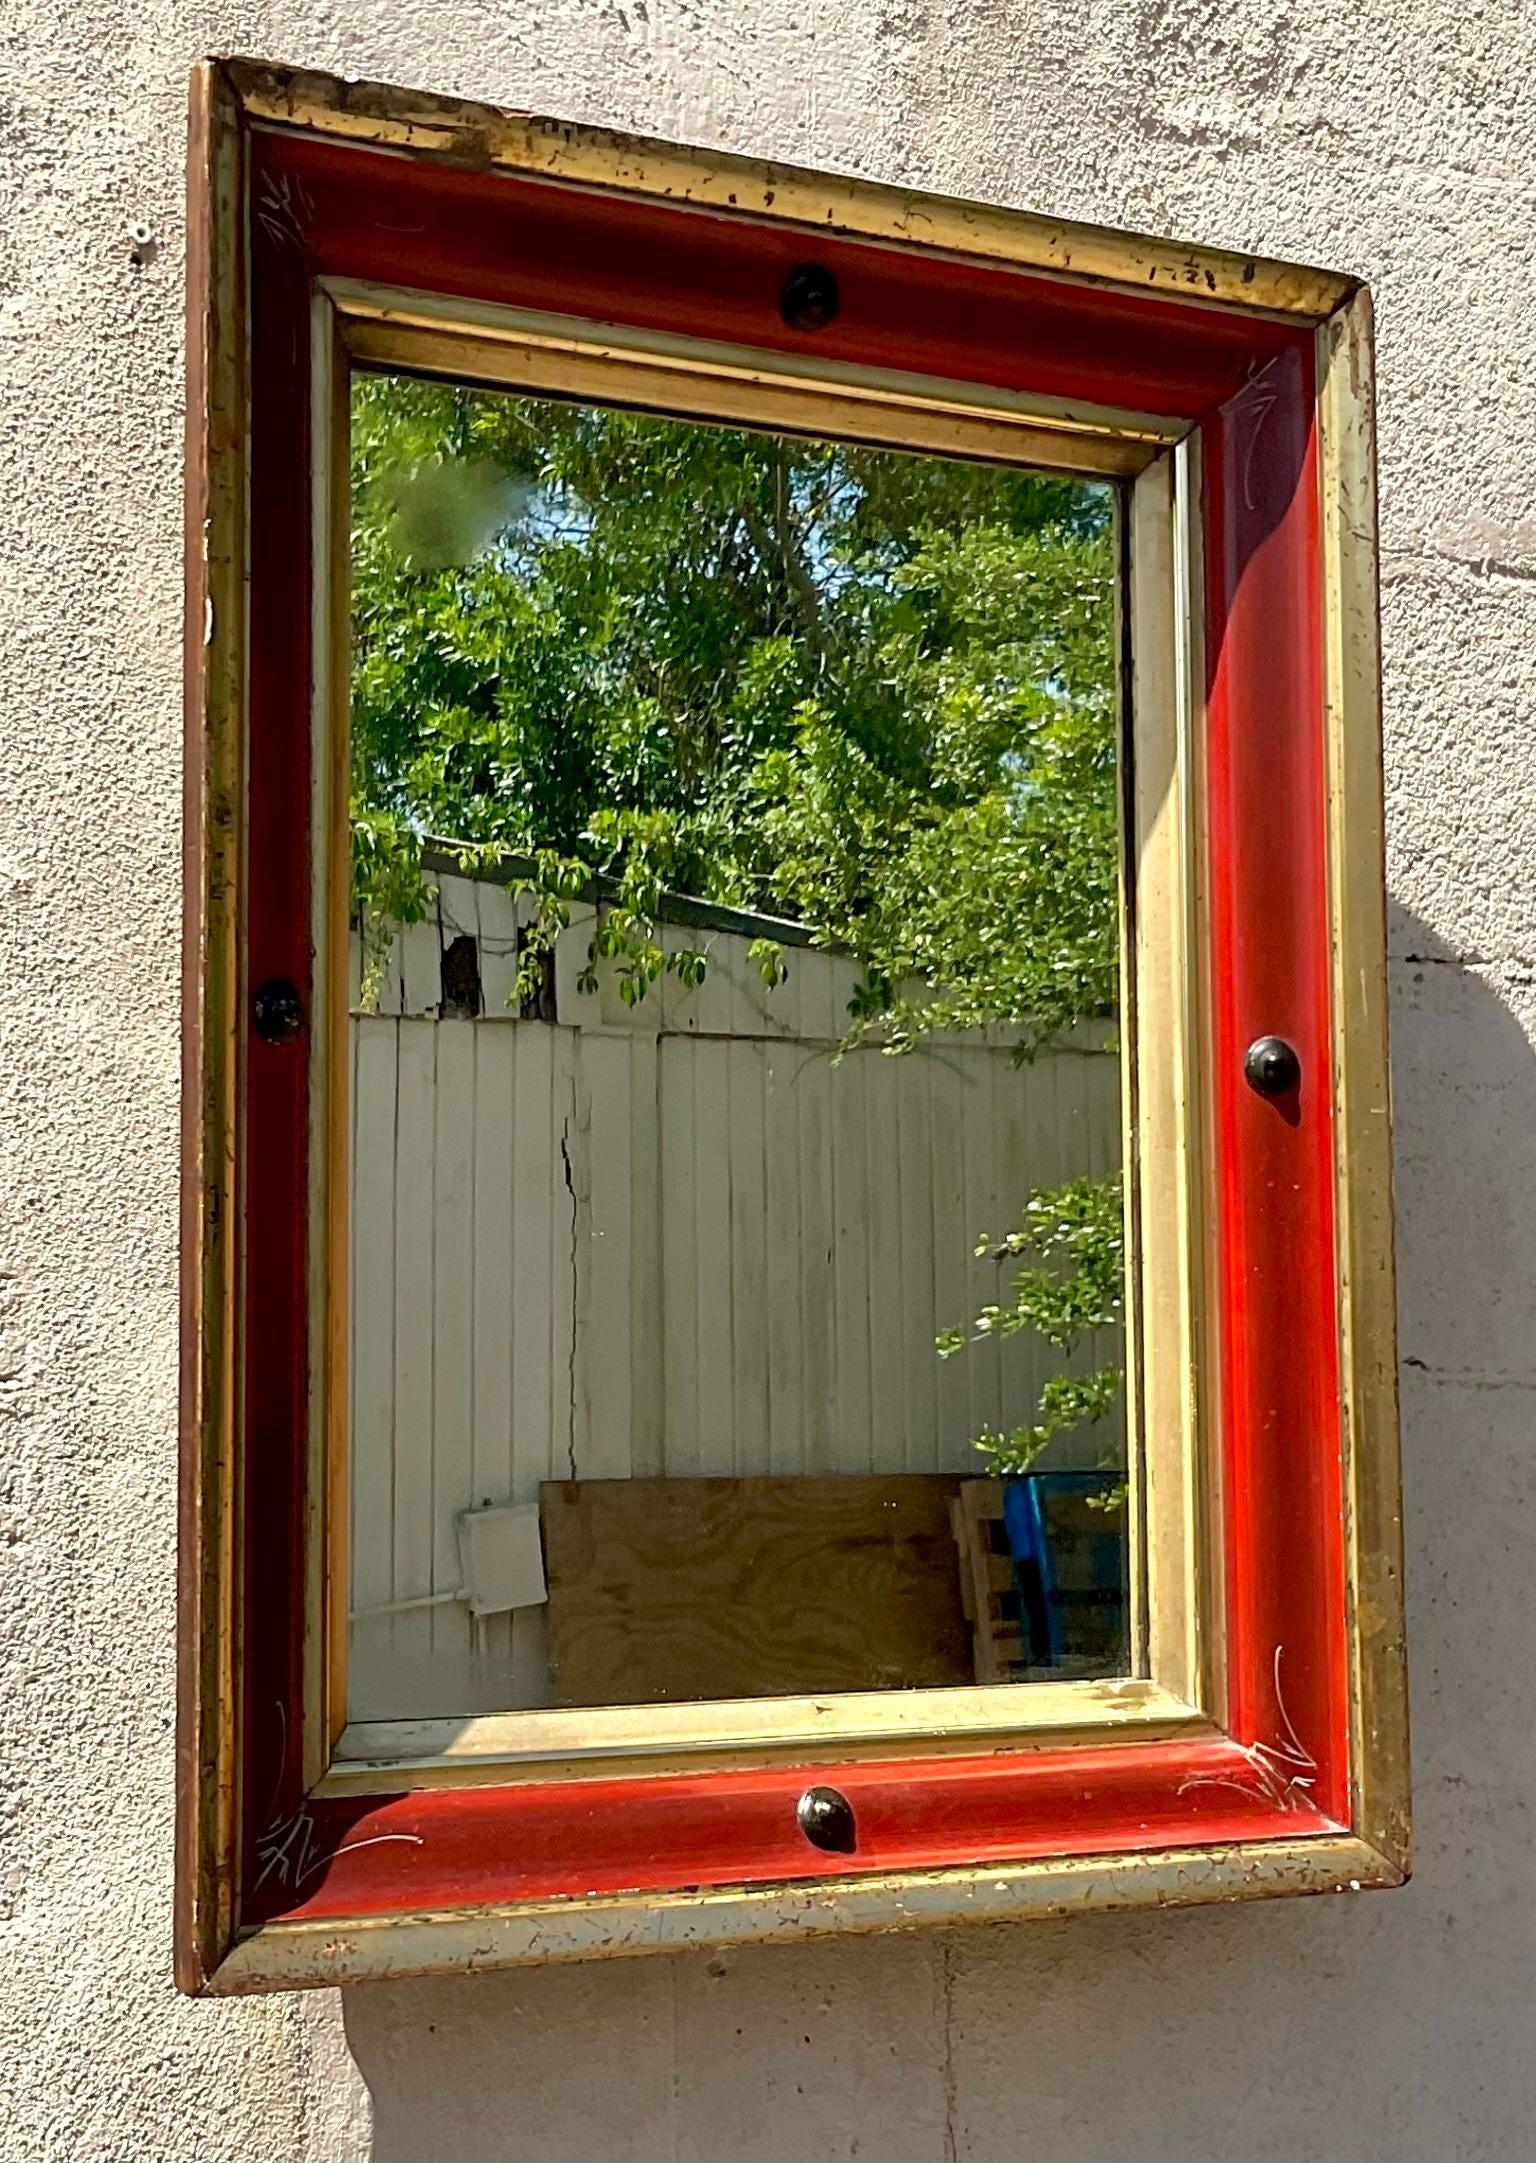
[309,300,354,1773]
[320,302,1205,1780]
[1124,447,1219,1713]
[329,279,1183,478]
[322,1682,1214,1798]
[177,60,247,1994]
[1317,290,1411,1877]
[209,1832,1403,1994]
[231,60,1353,322]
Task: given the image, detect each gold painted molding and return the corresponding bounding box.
[1317,290,1411,1878]
[314,296,1210,1785]
[212,1833,1404,1993]
[227,58,1354,321]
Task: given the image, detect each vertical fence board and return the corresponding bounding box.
[796,1044,837,1474]
[348,1019,399,1715]
[928,1049,970,1460]
[509,1025,556,1706]
[581,1033,635,1480]
[960,1053,1004,1444]
[691,1032,736,1473]
[476,881,521,1018]
[659,1037,701,1476]
[429,1022,476,1684]
[764,1042,806,1475]
[864,1050,905,1476]
[727,1039,771,1473]
[627,1035,666,1479]
[469,1025,517,1685]
[401,918,441,1017]
[391,1022,437,1604]
[897,1050,938,1472]
[832,1053,874,1475]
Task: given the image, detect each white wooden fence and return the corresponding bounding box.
[348,873,1122,1721]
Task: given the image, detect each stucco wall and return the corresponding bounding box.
[2,3,1533,2157]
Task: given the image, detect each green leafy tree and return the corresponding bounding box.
[350,372,1125,1479]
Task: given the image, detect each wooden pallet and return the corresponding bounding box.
[949,1478,1031,1683]
[950,1476,1129,1683]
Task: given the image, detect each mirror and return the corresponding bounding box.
[343,368,1129,1725]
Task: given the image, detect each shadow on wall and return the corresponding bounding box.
[341,902,1536,2163]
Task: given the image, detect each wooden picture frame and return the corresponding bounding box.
[179,56,1407,1992]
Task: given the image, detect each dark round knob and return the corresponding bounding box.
[253,977,306,1045]
[780,263,839,332]
[1244,1034,1300,1097]
[796,1784,857,1853]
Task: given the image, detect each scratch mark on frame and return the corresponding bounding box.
[1179,1645,1319,1813]
[253,1704,424,1897]
[255,170,317,256]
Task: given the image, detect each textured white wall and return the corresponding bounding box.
[1,3,1533,2157]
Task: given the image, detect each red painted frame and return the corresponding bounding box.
[230,118,1349,1936]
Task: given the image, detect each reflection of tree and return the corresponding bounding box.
[350,372,1125,1476]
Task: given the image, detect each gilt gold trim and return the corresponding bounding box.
[177,58,248,1993]
[328,279,1184,478]
[1125,447,1217,1713]
[210,1832,1404,1992]
[324,1684,1213,1797]
[321,307,1205,1784]
[227,59,1353,322]
[1317,290,1411,1877]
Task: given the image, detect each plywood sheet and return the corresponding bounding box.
[541,1475,973,1705]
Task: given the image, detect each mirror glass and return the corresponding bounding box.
[344,367,1130,1723]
